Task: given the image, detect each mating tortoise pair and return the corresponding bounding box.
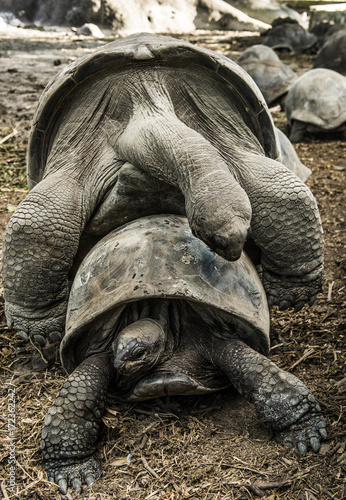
[2,33,326,493]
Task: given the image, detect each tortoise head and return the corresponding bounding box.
[112,318,167,376]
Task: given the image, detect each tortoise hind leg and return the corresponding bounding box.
[41,353,115,493]
[209,338,327,453]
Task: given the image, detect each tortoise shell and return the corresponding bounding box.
[313,29,346,76]
[263,20,317,53]
[61,215,270,374]
[238,44,298,107]
[26,32,279,189]
[275,128,311,182]
[285,68,346,131]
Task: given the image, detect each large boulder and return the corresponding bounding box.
[0,0,302,34]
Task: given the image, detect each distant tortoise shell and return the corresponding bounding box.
[26,32,280,189]
[285,68,346,131]
[238,45,298,107]
[313,29,346,76]
[61,215,270,374]
[263,21,317,53]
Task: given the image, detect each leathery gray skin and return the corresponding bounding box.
[42,329,327,494]
[2,34,324,346]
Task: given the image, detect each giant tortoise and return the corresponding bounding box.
[2,33,324,346]
[238,44,298,107]
[41,214,327,493]
[263,18,317,53]
[313,29,346,76]
[285,68,346,142]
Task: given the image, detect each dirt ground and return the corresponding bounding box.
[0,27,345,500]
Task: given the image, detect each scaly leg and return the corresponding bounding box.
[2,173,88,344]
[210,339,327,452]
[42,353,115,494]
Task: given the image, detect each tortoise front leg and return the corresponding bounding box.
[211,339,327,453]
[289,119,308,143]
[42,353,115,494]
[2,172,88,344]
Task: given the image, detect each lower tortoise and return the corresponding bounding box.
[42,215,327,493]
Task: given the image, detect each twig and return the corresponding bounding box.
[0,127,18,145]
[245,483,265,497]
[0,481,10,500]
[327,281,335,301]
[140,456,160,480]
[242,479,292,497]
[144,490,161,500]
[255,479,292,490]
[289,348,315,371]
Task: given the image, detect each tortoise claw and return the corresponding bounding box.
[294,300,305,312]
[16,331,28,342]
[310,436,321,452]
[58,478,68,495]
[44,456,102,493]
[275,407,327,454]
[267,295,275,307]
[71,478,82,491]
[86,474,96,486]
[319,427,328,440]
[33,334,46,347]
[48,331,62,343]
[297,441,308,454]
[279,300,291,311]
[308,294,318,306]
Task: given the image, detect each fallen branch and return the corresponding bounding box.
[140,456,160,480]
[0,127,18,145]
[255,479,292,490]
[289,348,315,371]
[242,479,292,497]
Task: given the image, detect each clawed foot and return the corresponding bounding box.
[261,266,323,312]
[275,409,327,454]
[45,456,102,494]
[5,301,67,346]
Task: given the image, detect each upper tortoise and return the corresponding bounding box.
[2,33,324,345]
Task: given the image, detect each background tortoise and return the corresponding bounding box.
[313,29,346,76]
[41,214,327,493]
[262,18,317,53]
[285,68,346,142]
[2,33,324,347]
[238,44,298,108]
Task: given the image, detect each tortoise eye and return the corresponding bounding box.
[130,346,147,360]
